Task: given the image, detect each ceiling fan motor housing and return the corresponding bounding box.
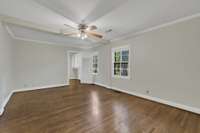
[78,24,88,31]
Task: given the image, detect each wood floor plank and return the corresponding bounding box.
[0,84,200,133]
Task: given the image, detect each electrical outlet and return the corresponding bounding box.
[146,90,150,94]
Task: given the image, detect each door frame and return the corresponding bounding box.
[67,50,80,83]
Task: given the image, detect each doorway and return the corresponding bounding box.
[67,51,81,84]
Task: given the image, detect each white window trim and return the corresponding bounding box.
[111,45,131,79]
[92,52,99,75]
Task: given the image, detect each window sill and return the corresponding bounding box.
[92,73,99,76]
[112,75,130,80]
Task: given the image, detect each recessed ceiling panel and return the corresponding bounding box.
[0,0,200,47]
[34,0,128,24]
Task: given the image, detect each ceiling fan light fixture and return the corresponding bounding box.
[86,27,90,31]
[78,31,87,40]
[77,33,81,37]
[81,36,85,40]
[84,34,88,38]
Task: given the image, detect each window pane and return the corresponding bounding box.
[114,63,120,70]
[93,56,97,63]
[114,62,120,75]
[93,69,97,73]
[93,64,97,68]
[122,50,129,62]
[93,55,98,74]
[114,69,120,75]
[121,69,128,76]
[121,63,128,69]
[115,51,121,62]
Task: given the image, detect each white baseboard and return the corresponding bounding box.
[95,82,111,89]
[14,83,68,93]
[81,81,93,84]
[0,83,68,116]
[0,107,3,115]
[0,91,13,116]
[95,82,200,114]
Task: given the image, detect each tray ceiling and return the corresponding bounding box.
[0,0,200,49]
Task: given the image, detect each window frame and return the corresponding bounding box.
[92,53,99,75]
[111,45,131,79]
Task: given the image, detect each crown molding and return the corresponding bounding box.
[0,14,59,34]
[4,24,91,49]
[111,13,200,43]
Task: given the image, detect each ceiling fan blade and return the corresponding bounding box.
[87,32,103,41]
[63,32,78,37]
[87,33,110,45]
[88,25,97,31]
[87,34,101,42]
[86,31,103,39]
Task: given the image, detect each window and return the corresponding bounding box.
[112,46,130,79]
[92,54,98,74]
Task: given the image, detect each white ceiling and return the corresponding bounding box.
[35,0,127,24]
[0,0,200,49]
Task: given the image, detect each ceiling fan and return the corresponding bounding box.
[62,23,104,40]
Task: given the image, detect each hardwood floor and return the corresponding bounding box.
[0,84,200,133]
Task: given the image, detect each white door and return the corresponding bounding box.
[81,58,93,84]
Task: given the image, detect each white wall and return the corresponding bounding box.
[91,16,200,110]
[92,45,111,86]
[0,21,14,114]
[13,40,80,90]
